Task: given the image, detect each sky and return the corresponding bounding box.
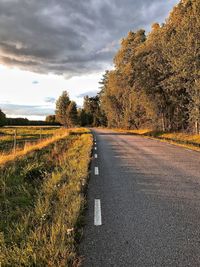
[0,0,179,120]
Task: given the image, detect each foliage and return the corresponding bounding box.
[55,91,78,128]
[0,109,6,127]
[0,128,92,266]
[45,115,57,124]
[81,95,107,127]
[99,0,200,133]
[67,101,78,127]
[6,117,59,126]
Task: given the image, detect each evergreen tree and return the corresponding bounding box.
[0,109,6,126]
[55,91,71,127]
[67,101,78,127]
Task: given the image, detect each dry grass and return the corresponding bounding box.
[112,128,151,135]
[0,128,93,266]
[0,126,62,153]
[158,132,200,144]
[111,128,200,151]
[0,128,69,166]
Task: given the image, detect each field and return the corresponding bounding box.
[0,126,93,266]
[0,126,61,153]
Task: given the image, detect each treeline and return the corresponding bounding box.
[0,109,60,127]
[0,91,106,128]
[53,91,106,127]
[99,0,200,133]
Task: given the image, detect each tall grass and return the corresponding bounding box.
[0,128,92,266]
[0,128,69,165]
[0,126,62,153]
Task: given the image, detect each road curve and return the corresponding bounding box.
[80,128,200,267]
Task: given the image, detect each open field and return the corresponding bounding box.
[0,126,61,153]
[0,127,93,266]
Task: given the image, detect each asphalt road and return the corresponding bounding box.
[80,128,200,267]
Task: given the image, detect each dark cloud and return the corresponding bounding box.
[0,104,54,117]
[0,0,179,77]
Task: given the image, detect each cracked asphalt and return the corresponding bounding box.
[80,128,200,267]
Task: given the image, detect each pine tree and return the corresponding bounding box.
[55,91,71,127]
[67,101,78,127]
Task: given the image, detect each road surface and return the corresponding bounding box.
[80,128,200,267]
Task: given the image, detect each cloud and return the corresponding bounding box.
[44,97,56,103]
[77,90,99,98]
[0,0,179,77]
[0,103,54,117]
[32,80,39,84]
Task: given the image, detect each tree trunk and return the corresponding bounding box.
[195,120,200,134]
[161,113,166,132]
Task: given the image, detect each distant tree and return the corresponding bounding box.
[45,115,56,123]
[55,91,71,127]
[77,109,88,126]
[0,109,6,126]
[66,101,78,127]
[83,95,106,126]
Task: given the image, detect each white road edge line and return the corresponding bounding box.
[95,167,99,175]
[94,199,102,226]
[94,147,97,150]
[94,154,98,158]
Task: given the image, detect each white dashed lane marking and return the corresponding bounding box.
[94,199,102,226]
[95,167,99,175]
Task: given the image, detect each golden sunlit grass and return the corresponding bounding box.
[159,132,200,144]
[0,126,62,153]
[113,128,151,135]
[0,128,69,165]
[112,128,200,151]
[151,132,200,151]
[0,128,93,266]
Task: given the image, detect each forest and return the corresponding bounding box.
[98,0,200,134]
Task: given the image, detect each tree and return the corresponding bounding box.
[82,95,105,126]
[0,109,6,126]
[66,101,78,127]
[78,108,88,126]
[100,30,154,129]
[45,115,56,123]
[55,91,71,127]
[160,0,200,133]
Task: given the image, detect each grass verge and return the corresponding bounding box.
[0,128,93,266]
[112,128,200,151]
